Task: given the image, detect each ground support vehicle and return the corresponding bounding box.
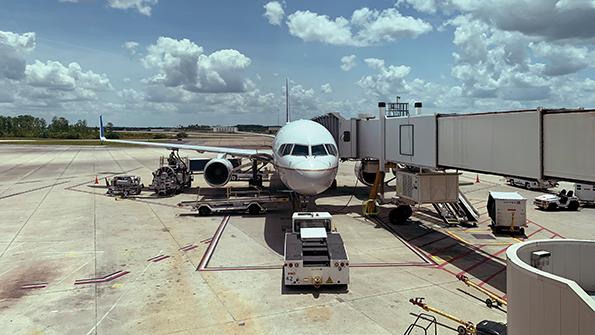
[178,188,289,216]
[533,189,580,211]
[106,175,143,197]
[283,212,349,288]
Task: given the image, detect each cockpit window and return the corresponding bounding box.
[291,144,309,156]
[311,144,327,156]
[278,144,286,155]
[282,144,293,156]
[325,144,337,156]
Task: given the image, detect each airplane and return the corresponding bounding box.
[99,116,339,196]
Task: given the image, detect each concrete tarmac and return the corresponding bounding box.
[0,143,593,334]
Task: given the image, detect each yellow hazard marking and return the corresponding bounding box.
[446,231,469,245]
[111,283,123,289]
[431,255,445,263]
[513,237,524,243]
[326,277,333,284]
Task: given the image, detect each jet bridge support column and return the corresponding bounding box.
[363,103,387,217]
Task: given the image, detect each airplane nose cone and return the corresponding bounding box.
[288,161,337,196]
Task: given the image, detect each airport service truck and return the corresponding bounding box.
[506,177,558,190]
[283,212,349,288]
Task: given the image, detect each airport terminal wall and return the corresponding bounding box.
[506,240,595,335]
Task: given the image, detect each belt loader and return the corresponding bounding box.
[284,212,349,288]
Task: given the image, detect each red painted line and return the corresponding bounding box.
[180,245,198,252]
[527,219,565,238]
[200,265,281,272]
[201,262,436,272]
[201,238,213,244]
[419,235,449,247]
[147,255,164,262]
[439,267,458,276]
[525,227,545,239]
[437,244,486,269]
[75,270,130,285]
[350,262,435,268]
[478,267,506,287]
[197,216,230,271]
[150,255,170,263]
[21,283,48,289]
[457,245,510,276]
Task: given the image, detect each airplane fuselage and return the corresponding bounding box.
[271,119,339,196]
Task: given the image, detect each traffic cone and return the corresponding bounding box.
[95,175,99,184]
[475,174,480,183]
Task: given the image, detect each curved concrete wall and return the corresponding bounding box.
[507,240,595,335]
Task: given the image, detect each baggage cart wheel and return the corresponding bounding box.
[486,298,493,308]
[389,205,412,225]
[198,206,211,216]
[248,203,261,215]
[568,201,579,211]
[457,325,467,335]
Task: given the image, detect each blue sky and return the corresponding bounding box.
[2,1,595,126]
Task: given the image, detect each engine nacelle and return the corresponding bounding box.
[354,158,379,186]
[204,158,234,187]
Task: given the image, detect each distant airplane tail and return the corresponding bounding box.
[99,115,106,141]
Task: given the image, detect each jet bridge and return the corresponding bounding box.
[314,106,595,184]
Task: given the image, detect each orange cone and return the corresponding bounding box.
[95,175,99,184]
[475,174,480,183]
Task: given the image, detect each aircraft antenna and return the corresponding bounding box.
[286,78,290,123]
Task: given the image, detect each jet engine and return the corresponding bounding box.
[354,158,379,186]
[204,158,234,187]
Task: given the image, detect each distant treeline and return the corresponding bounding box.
[236,124,270,133]
[0,114,276,139]
[0,115,98,139]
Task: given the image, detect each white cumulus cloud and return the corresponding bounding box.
[122,41,140,56]
[321,83,332,94]
[340,55,357,71]
[107,0,158,16]
[0,31,36,80]
[287,7,432,47]
[142,36,252,93]
[263,1,285,25]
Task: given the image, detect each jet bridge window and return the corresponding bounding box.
[281,144,293,156]
[311,144,327,156]
[291,144,309,156]
[399,124,414,156]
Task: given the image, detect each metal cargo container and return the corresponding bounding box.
[395,171,459,204]
[487,192,527,232]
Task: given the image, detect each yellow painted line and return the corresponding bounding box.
[446,231,470,245]
[431,255,446,263]
[513,237,524,243]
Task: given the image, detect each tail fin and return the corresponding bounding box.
[99,115,106,141]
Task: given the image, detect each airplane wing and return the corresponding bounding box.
[99,116,273,161]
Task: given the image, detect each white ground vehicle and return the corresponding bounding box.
[575,183,595,205]
[283,212,349,288]
[506,177,558,190]
[533,189,580,211]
